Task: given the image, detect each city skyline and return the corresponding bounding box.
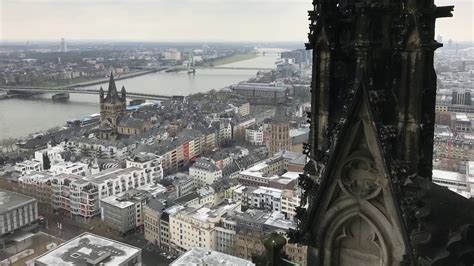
[1,0,472,43]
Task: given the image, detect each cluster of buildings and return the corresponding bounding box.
[0,46,314,265]
[431,47,474,196]
[0,48,130,86]
[0,43,254,86]
[138,150,307,265]
[18,149,164,222]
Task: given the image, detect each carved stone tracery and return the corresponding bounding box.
[338,154,381,200]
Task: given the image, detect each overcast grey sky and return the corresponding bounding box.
[0,0,472,43]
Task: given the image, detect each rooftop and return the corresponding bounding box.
[34,233,141,266]
[264,211,296,231]
[0,189,36,213]
[191,158,220,172]
[171,247,254,266]
[87,167,142,183]
[433,169,467,183]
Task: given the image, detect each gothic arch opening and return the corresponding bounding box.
[332,215,383,266]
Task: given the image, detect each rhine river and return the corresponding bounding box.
[0,51,281,140]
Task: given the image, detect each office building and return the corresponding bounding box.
[34,233,141,266]
[0,190,38,236]
[60,38,67,52]
[101,190,150,234]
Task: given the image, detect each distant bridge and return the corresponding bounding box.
[196,66,275,71]
[4,87,172,100]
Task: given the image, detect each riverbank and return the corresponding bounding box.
[204,51,258,66]
[9,68,168,89]
[0,53,279,140]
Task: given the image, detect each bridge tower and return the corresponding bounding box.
[187,51,196,74]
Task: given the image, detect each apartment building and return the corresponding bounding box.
[238,156,285,187]
[51,174,99,220]
[66,138,130,159]
[215,214,237,255]
[91,167,156,200]
[33,144,65,165]
[159,205,185,252]
[281,189,301,220]
[245,126,265,146]
[126,152,163,180]
[189,158,222,186]
[49,162,90,176]
[232,116,257,141]
[46,167,156,221]
[14,160,42,176]
[164,173,195,199]
[144,198,168,246]
[101,190,150,234]
[434,136,474,161]
[234,209,269,260]
[169,202,240,254]
[234,209,306,265]
[18,172,53,206]
[263,212,307,266]
[241,186,282,212]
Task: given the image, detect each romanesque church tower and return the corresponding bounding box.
[98,72,126,139]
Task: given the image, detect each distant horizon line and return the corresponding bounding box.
[0,39,309,44]
[1,39,473,46]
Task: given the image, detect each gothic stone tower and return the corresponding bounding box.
[98,72,126,139]
[290,1,474,265]
[267,104,292,156]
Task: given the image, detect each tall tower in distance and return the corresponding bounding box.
[60,38,67,52]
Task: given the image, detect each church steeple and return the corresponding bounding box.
[98,70,126,140]
[104,71,121,103]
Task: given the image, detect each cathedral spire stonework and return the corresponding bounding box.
[291,1,474,265]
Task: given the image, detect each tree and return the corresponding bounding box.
[43,153,51,170]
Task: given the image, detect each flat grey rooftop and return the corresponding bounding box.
[171,247,254,266]
[34,232,141,266]
[0,189,36,213]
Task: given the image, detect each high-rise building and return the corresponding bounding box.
[59,38,66,52]
[452,89,472,105]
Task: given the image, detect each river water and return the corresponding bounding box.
[0,51,281,140]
